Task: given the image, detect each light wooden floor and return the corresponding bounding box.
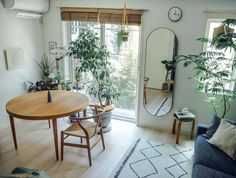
[0,118,194,178]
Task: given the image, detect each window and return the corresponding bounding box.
[204,19,236,91]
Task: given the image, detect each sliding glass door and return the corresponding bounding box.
[69,21,140,120]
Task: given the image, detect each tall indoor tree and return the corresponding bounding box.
[177,19,236,118]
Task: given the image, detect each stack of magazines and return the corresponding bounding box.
[174,111,195,119]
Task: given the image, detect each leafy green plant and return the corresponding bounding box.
[68,30,120,106]
[115,25,130,53]
[116,30,123,53]
[177,19,236,118]
[161,60,176,81]
[36,54,55,80]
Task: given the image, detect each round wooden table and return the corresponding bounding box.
[5,90,89,160]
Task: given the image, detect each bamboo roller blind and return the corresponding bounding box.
[60,7,143,25]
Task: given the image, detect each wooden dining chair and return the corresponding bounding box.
[61,105,105,166]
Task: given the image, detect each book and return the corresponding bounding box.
[174,111,195,119]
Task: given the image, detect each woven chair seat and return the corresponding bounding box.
[64,120,99,138]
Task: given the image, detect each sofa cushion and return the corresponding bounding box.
[205,115,236,139]
[208,119,236,160]
[192,164,236,178]
[194,135,236,176]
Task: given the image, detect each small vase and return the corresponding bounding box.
[47,89,52,103]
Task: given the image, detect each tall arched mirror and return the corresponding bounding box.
[144,28,177,116]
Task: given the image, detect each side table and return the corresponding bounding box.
[172,112,196,144]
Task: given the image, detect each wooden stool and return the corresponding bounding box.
[172,113,195,144]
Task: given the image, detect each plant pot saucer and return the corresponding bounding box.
[102,124,112,133]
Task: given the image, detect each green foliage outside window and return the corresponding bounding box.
[113,52,137,110]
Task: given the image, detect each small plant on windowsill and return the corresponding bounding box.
[176,19,236,118]
[68,29,120,132]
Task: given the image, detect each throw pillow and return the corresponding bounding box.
[208,119,236,160]
[205,115,221,139]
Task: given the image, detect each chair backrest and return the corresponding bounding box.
[90,104,105,134]
[75,104,105,137]
[144,77,149,86]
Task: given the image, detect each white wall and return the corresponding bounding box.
[0,2,44,128]
[42,0,236,133]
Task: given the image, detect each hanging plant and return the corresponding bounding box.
[116,27,129,53]
[119,2,130,42]
[115,2,130,53]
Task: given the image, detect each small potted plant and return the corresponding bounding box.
[36,54,55,81]
[68,29,120,132]
[161,60,176,91]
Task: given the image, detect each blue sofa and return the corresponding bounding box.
[192,125,236,178]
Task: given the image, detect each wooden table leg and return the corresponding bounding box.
[48,120,51,128]
[191,119,195,139]
[52,119,59,160]
[9,116,17,149]
[83,109,87,117]
[172,119,176,134]
[176,121,182,144]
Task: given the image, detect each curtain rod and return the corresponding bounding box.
[203,9,236,14]
[56,6,148,11]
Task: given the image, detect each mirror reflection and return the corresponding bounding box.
[144,28,177,116]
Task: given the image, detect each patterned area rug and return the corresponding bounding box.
[109,139,193,178]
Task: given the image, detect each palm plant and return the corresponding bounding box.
[36,54,55,80]
[177,19,236,118]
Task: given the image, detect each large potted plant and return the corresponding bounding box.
[177,19,236,118]
[68,30,119,132]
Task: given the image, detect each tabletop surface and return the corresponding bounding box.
[5,90,89,120]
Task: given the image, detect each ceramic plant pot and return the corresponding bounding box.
[90,104,114,132]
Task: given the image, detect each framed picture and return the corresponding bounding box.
[4,48,25,70]
[49,41,57,54]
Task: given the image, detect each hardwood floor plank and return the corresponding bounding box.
[0,118,194,178]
